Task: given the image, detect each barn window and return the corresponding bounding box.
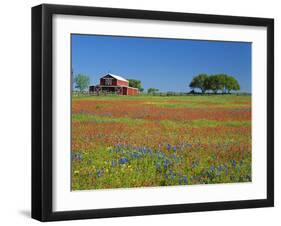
[105,78,112,86]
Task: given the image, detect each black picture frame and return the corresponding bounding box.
[32,3,274,222]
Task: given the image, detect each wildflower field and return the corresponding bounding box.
[71,95,251,190]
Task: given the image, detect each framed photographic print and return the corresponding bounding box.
[32,4,274,221]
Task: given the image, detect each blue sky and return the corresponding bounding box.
[71,34,252,92]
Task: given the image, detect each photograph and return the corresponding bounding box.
[30,3,274,221]
[71,34,252,191]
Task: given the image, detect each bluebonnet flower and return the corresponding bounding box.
[141,147,146,154]
[172,146,177,152]
[96,169,102,177]
[167,144,171,151]
[210,165,215,172]
[119,157,129,165]
[230,160,237,168]
[218,165,224,171]
[164,159,170,170]
[183,176,188,184]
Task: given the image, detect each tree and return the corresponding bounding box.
[74,74,90,92]
[128,79,144,92]
[189,73,241,94]
[225,76,240,93]
[147,88,159,94]
[189,74,209,93]
[217,74,228,93]
[208,75,222,94]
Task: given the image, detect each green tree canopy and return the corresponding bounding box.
[147,88,159,94]
[189,73,209,93]
[217,74,228,93]
[74,74,90,92]
[208,74,223,93]
[225,76,240,93]
[128,79,144,92]
[189,73,240,94]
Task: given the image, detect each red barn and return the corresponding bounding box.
[89,73,139,95]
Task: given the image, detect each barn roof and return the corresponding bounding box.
[103,73,128,82]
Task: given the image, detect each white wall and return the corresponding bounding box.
[0,0,279,225]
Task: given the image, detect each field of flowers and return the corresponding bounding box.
[71,95,251,190]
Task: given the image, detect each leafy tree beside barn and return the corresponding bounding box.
[128,79,144,92]
[74,74,90,92]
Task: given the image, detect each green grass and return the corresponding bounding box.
[160,119,251,128]
[146,102,249,109]
[72,94,251,103]
[73,113,145,125]
[73,113,250,128]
